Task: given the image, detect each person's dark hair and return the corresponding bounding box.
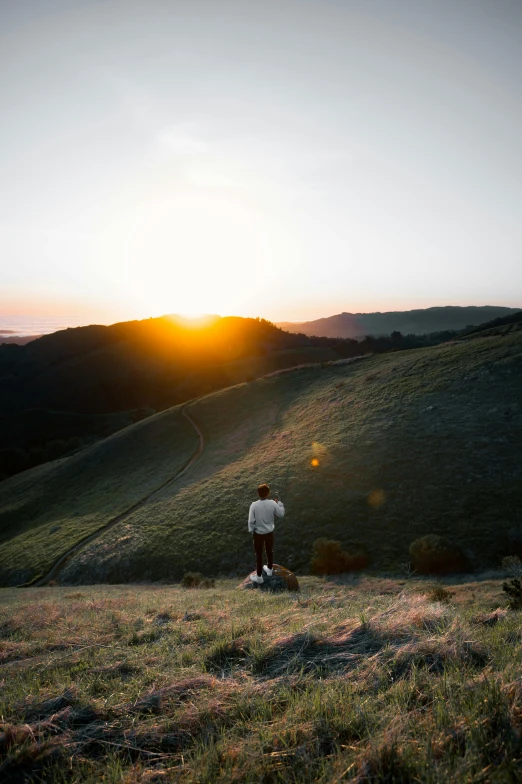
[257,483,270,499]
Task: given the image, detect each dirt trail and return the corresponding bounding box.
[32,404,204,587]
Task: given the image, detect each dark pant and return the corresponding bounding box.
[252,531,274,577]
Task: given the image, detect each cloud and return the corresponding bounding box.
[184,164,237,189]
[155,128,210,156]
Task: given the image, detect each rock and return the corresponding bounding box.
[239,564,299,592]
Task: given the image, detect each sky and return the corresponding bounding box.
[1,0,521,327]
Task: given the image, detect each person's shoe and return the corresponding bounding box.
[250,574,264,584]
[263,566,273,577]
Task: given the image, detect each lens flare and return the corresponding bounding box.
[311,458,320,467]
[367,489,386,508]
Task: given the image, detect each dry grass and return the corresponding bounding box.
[1,576,522,782]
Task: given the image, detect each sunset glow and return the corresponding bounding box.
[2,1,521,330]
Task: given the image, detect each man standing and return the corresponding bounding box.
[248,483,285,584]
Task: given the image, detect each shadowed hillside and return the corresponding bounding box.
[0,315,334,415]
[0,329,520,586]
[0,315,341,481]
[461,309,522,338]
[277,305,520,338]
[0,313,468,482]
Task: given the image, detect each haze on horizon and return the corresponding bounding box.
[1,0,521,326]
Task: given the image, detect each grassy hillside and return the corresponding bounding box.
[0,329,520,586]
[1,577,522,782]
[0,316,335,416]
[0,408,146,481]
[0,315,341,482]
[461,309,522,339]
[0,312,476,483]
[0,406,199,586]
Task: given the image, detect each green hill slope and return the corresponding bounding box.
[0,315,340,482]
[1,330,521,585]
[461,309,522,338]
[0,407,199,585]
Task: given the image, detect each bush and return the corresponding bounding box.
[426,584,453,604]
[180,572,215,588]
[310,538,369,576]
[502,579,522,610]
[409,534,468,575]
[502,557,522,609]
[181,572,202,587]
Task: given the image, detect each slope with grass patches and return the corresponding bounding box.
[2,330,513,585]
[0,405,199,586]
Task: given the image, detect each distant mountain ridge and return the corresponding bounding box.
[277,306,520,338]
[0,334,42,345]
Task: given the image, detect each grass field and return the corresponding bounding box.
[0,407,198,586]
[0,330,521,586]
[1,576,521,782]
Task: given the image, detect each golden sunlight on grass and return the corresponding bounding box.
[0,577,517,782]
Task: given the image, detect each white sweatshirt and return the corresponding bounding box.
[248,499,285,534]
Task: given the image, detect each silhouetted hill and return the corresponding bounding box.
[0,315,333,417]
[277,306,520,338]
[0,315,344,480]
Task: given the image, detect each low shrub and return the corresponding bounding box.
[502,556,522,609]
[310,538,369,576]
[502,579,522,610]
[180,572,215,588]
[409,534,468,575]
[426,584,453,604]
[181,572,202,588]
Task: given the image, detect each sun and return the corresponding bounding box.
[177,310,207,319]
[165,312,218,330]
[95,181,288,323]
